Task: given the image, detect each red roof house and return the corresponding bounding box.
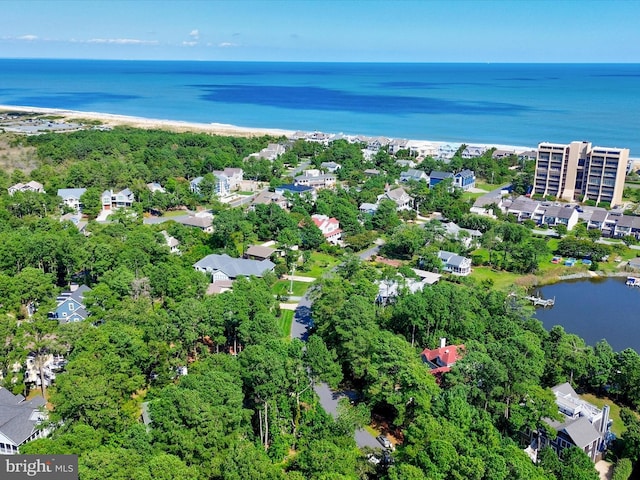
[421,338,464,377]
[311,214,342,245]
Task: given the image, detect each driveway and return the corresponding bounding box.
[292,283,381,449]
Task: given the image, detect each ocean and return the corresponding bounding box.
[1,59,639,153]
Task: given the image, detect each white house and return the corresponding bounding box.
[101,188,135,210]
[191,168,243,197]
[377,187,414,211]
[294,169,336,190]
[311,214,342,244]
[438,250,472,276]
[161,231,180,254]
[193,254,275,283]
[8,181,45,196]
[57,188,87,213]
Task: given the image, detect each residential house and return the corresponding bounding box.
[247,143,286,161]
[60,213,88,233]
[396,159,416,169]
[57,188,87,213]
[438,250,472,276]
[320,161,341,173]
[146,182,165,193]
[311,214,342,245]
[101,188,135,210]
[492,149,515,159]
[524,383,611,463]
[8,181,45,196]
[586,208,610,232]
[506,197,542,222]
[363,169,383,177]
[377,187,414,211]
[453,169,476,191]
[519,150,538,161]
[172,212,214,233]
[441,222,482,249]
[613,215,640,239]
[193,254,275,283]
[275,184,316,202]
[388,139,409,155]
[400,169,429,183]
[49,284,91,324]
[244,245,276,261]
[540,205,579,230]
[376,271,440,305]
[428,171,454,189]
[160,231,180,254]
[0,387,50,454]
[359,203,379,215]
[437,144,458,160]
[250,190,289,211]
[24,353,67,390]
[191,168,244,197]
[461,145,487,159]
[421,338,465,378]
[470,191,507,218]
[294,169,336,190]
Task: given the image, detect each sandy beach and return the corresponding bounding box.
[0,104,534,153]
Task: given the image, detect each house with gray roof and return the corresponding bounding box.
[400,169,428,183]
[524,383,611,463]
[172,213,214,233]
[0,387,49,454]
[57,188,87,213]
[49,284,91,324]
[101,188,134,210]
[377,187,413,211]
[437,250,472,276]
[429,171,454,188]
[194,254,275,283]
[8,181,45,196]
[453,169,476,191]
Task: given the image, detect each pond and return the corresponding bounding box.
[533,276,640,353]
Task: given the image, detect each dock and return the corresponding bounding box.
[524,295,555,307]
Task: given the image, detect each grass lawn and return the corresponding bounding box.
[277,309,294,338]
[469,266,522,290]
[461,191,486,202]
[272,280,309,297]
[300,252,340,278]
[476,181,503,191]
[579,393,626,437]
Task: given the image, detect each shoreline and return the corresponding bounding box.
[0,104,535,153]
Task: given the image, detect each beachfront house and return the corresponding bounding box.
[247,143,286,161]
[438,250,472,276]
[57,188,87,213]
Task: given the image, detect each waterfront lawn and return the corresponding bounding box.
[470,266,521,290]
[272,280,308,297]
[579,393,626,437]
[277,309,294,338]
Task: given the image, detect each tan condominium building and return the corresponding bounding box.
[533,141,630,207]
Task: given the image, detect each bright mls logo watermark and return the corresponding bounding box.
[2,455,78,479]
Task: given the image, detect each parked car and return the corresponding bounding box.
[376,435,393,450]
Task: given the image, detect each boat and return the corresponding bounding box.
[625,276,640,287]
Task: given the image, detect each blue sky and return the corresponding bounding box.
[1,0,639,62]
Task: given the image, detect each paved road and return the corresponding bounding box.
[291,282,380,449]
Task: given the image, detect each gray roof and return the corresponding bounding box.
[245,245,276,259]
[0,387,46,445]
[57,188,86,199]
[456,169,475,178]
[194,254,275,278]
[438,250,470,268]
[173,215,213,229]
[430,171,454,180]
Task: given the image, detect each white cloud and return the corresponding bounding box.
[87,38,158,45]
[190,29,199,39]
[17,34,38,41]
[218,42,239,48]
[182,41,198,47]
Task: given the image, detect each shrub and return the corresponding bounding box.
[611,458,633,480]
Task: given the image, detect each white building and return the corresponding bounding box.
[311,214,342,244]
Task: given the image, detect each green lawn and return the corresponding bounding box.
[469,266,522,290]
[300,252,340,278]
[277,309,294,338]
[272,280,309,297]
[579,393,625,437]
